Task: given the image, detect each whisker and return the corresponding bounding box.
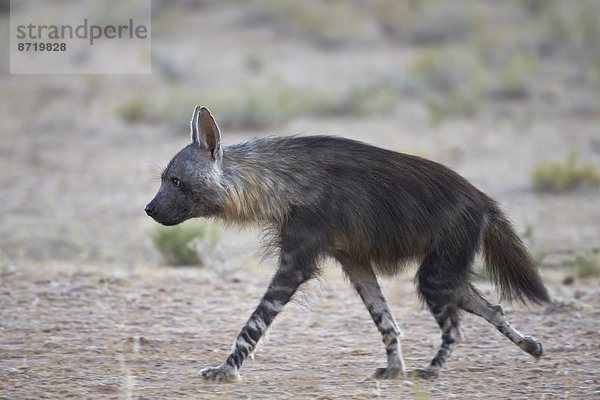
[145,162,166,183]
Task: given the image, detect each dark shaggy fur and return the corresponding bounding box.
[146,106,550,382]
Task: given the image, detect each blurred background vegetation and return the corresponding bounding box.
[0,0,598,279]
[124,0,600,129]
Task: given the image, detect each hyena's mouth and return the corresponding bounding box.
[153,211,191,226]
[163,217,190,226]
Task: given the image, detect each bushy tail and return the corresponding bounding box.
[482,209,550,305]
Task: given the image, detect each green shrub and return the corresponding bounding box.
[245,0,365,48]
[150,220,219,266]
[319,79,397,117]
[491,49,537,99]
[116,98,155,124]
[521,224,547,267]
[409,48,475,93]
[212,75,327,129]
[531,151,599,193]
[371,0,475,45]
[575,251,600,280]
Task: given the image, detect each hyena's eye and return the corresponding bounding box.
[171,177,181,187]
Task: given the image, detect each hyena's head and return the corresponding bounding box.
[145,106,225,226]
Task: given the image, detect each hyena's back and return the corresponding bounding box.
[227,135,490,273]
[226,135,547,305]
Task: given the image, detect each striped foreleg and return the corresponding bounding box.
[200,255,313,382]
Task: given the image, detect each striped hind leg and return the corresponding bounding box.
[342,262,406,379]
[413,253,466,379]
[461,285,543,358]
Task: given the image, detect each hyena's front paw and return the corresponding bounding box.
[373,366,404,380]
[200,363,239,383]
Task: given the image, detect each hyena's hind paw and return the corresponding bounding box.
[200,363,239,383]
[372,366,404,380]
[521,336,544,360]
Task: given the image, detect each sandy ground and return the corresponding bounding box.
[1,262,599,399]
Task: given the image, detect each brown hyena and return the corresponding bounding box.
[145,106,549,382]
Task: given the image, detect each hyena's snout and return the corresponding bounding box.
[144,201,155,216]
[144,193,193,226]
[144,199,167,224]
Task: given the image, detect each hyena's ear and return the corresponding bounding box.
[190,105,202,145]
[191,105,222,162]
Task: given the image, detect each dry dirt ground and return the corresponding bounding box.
[1,2,600,399]
[1,262,599,399]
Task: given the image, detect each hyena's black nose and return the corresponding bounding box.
[144,203,155,216]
